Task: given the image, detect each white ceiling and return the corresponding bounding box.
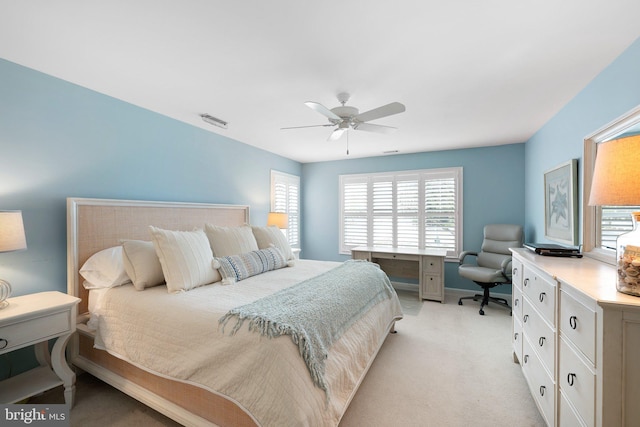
[1,1,639,163]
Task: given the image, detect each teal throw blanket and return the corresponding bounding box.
[218,260,397,397]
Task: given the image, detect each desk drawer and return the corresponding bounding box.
[422,256,441,274]
[371,252,420,262]
[0,311,71,353]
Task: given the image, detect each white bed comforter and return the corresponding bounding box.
[91,260,403,427]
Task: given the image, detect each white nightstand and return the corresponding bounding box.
[0,291,80,405]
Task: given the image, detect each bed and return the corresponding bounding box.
[66,197,403,427]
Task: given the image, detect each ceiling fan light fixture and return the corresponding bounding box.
[200,113,228,129]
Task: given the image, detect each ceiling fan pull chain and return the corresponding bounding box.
[346,130,349,155]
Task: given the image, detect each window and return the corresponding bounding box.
[583,105,640,264]
[271,170,300,248]
[339,167,462,258]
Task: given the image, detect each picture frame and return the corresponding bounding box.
[544,159,578,245]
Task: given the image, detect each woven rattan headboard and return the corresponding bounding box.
[66,198,250,314]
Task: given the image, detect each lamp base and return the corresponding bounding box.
[0,278,11,309]
[616,212,640,297]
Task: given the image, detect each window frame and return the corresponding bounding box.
[339,167,463,259]
[582,104,640,265]
[270,170,300,249]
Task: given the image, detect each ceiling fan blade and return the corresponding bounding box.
[281,124,334,130]
[355,102,405,123]
[353,123,398,134]
[305,101,342,121]
[328,128,347,141]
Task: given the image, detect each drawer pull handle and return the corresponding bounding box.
[0,338,7,350]
[514,332,519,340]
[567,373,576,386]
[539,336,545,347]
[523,314,529,323]
[569,315,578,330]
[514,298,519,307]
[513,267,518,275]
[539,385,545,397]
[524,278,529,287]
[524,354,529,364]
[539,292,546,302]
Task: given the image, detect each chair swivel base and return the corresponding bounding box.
[458,288,512,316]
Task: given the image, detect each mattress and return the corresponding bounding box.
[89,259,403,426]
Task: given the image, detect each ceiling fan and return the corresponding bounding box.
[282,92,406,141]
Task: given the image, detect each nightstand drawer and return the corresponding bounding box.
[0,311,71,353]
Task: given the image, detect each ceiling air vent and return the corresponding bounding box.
[200,114,228,129]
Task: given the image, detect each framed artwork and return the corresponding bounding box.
[544,159,578,245]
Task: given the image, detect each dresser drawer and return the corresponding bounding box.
[513,317,523,364]
[523,300,555,376]
[512,258,523,290]
[559,337,595,426]
[0,311,71,353]
[513,285,523,320]
[523,338,556,426]
[422,256,441,274]
[523,267,556,324]
[559,391,587,427]
[560,290,596,364]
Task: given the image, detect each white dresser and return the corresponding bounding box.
[511,248,640,427]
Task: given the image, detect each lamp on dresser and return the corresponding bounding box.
[589,134,640,296]
[0,210,27,308]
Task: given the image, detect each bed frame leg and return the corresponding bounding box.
[390,322,397,334]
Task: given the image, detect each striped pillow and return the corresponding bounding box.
[213,246,288,285]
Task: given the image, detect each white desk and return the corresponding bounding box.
[351,246,448,302]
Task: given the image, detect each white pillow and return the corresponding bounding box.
[204,224,259,257]
[80,246,131,289]
[121,240,165,291]
[251,225,295,261]
[149,226,221,293]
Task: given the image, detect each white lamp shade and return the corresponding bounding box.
[0,211,27,252]
[589,134,640,206]
[267,212,288,229]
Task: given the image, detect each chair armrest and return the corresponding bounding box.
[459,251,478,265]
[500,257,513,277]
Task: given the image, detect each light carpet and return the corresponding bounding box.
[31,290,545,426]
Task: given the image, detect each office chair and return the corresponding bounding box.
[458,224,524,315]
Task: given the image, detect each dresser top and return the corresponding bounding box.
[511,248,640,307]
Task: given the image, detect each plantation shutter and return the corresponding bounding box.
[340,167,462,257]
[271,170,300,248]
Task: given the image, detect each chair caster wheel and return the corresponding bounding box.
[458,300,463,306]
[479,309,485,315]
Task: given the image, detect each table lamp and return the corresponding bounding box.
[588,134,640,296]
[0,210,27,308]
[267,212,288,229]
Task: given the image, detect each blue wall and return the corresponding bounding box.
[0,58,301,297]
[524,37,640,243]
[301,143,526,291]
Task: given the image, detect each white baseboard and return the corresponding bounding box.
[391,281,511,301]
